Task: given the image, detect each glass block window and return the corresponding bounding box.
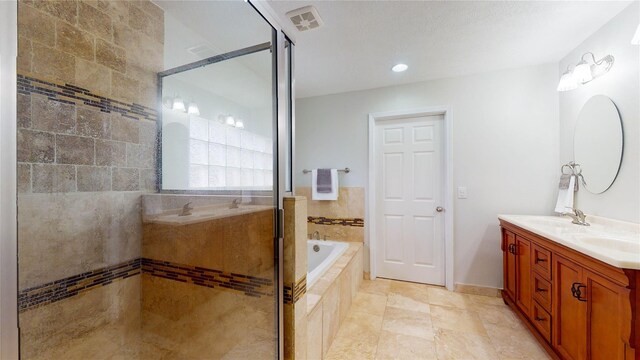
[188,116,273,189]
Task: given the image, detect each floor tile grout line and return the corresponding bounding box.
[371,291,390,360]
[331,278,550,360]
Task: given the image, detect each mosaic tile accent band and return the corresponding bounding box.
[284,274,307,305]
[307,216,364,227]
[18,258,141,313]
[141,258,274,298]
[17,74,158,122]
[19,258,275,312]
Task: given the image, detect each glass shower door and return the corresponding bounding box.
[15,0,286,358]
[150,37,278,359]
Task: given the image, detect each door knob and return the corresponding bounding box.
[436,206,444,212]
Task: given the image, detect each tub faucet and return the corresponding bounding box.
[179,202,193,216]
[312,231,320,240]
[230,198,241,209]
[565,208,590,226]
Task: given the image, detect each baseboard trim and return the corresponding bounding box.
[454,283,501,297]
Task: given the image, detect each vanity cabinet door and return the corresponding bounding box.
[503,230,517,301]
[553,255,587,360]
[515,236,532,317]
[584,270,630,360]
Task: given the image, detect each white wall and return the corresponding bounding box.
[559,2,640,223]
[295,64,560,289]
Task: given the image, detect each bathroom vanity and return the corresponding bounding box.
[499,215,640,360]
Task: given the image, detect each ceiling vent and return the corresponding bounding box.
[186,43,217,59]
[286,6,323,32]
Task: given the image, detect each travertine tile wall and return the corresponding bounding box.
[141,208,277,357]
[17,0,161,197]
[16,0,163,358]
[306,243,364,359]
[283,196,308,360]
[296,187,365,242]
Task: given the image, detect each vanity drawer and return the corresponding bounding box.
[532,272,552,311]
[531,301,552,343]
[532,244,552,280]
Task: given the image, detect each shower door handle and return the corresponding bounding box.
[436,206,444,213]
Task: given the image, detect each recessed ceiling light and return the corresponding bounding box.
[392,64,408,72]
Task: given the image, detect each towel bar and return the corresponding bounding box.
[302,168,350,174]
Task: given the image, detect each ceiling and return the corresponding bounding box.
[267,0,633,98]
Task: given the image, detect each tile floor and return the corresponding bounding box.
[324,278,550,360]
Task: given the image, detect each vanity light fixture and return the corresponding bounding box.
[557,67,578,92]
[235,120,244,129]
[225,115,235,126]
[392,63,408,72]
[172,96,186,111]
[187,102,200,116]
[573,59,593,83]
[632,24,640,45]
[556,52,614,92]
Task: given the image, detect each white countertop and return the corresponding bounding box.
[498,214,640,270]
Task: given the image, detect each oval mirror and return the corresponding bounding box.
[573,95,623,194]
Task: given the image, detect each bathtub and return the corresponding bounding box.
[307,240,349,288]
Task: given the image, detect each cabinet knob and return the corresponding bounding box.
[436,206,444,213]
[535,257,547,263]
[535,316,546,322]
[535,287,547,292]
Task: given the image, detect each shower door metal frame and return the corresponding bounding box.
[155,5,295,357]
[0,1,20,358]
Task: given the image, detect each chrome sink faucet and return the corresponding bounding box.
[230,198,241,209]
[565,208,590,226]
[312,231,320,240]
[179,202,193,216]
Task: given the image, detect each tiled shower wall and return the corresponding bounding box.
[296,187,365,242]
[16,1,163,358]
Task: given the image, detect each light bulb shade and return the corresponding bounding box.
[187,103,200,115]
[391,63,408,72]
[573,61,593,83]
[172,97,186,111]
[235,120,244,129]
[632,24,640,45]
[225,115,235,126]
[557,71,577,92]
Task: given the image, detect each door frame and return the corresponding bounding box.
[367,106,454,291]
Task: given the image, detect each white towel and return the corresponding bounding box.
[554,175,576,214]
[312,169,339,200]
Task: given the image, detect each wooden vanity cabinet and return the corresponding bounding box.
[516,236,533,316]
[502,230,532,316]
[553,255,587,360]
[500,220,638,360]
[503,230,517,300]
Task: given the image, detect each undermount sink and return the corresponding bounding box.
[525,217,572,227]
[571,236,640,254]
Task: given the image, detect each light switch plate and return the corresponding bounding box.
[457,186,468,199]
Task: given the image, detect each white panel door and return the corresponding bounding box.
[375,116,445,285]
